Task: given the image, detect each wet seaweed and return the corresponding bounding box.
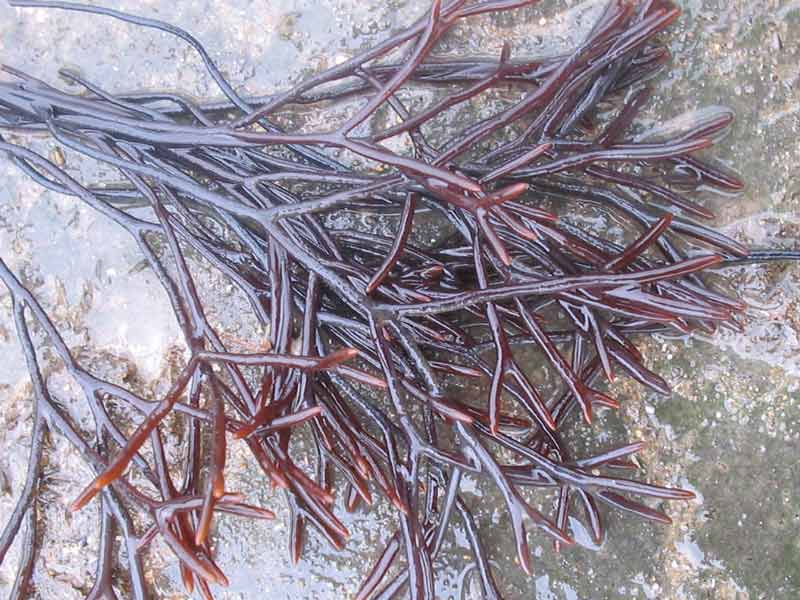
[0,0,794,598]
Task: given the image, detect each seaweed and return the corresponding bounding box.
[0,1,792,598]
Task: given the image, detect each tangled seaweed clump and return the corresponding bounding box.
[1,0,797,598]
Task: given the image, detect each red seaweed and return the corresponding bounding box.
[0,1,796,598]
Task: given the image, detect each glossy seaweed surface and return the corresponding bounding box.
[0,1,797,599]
